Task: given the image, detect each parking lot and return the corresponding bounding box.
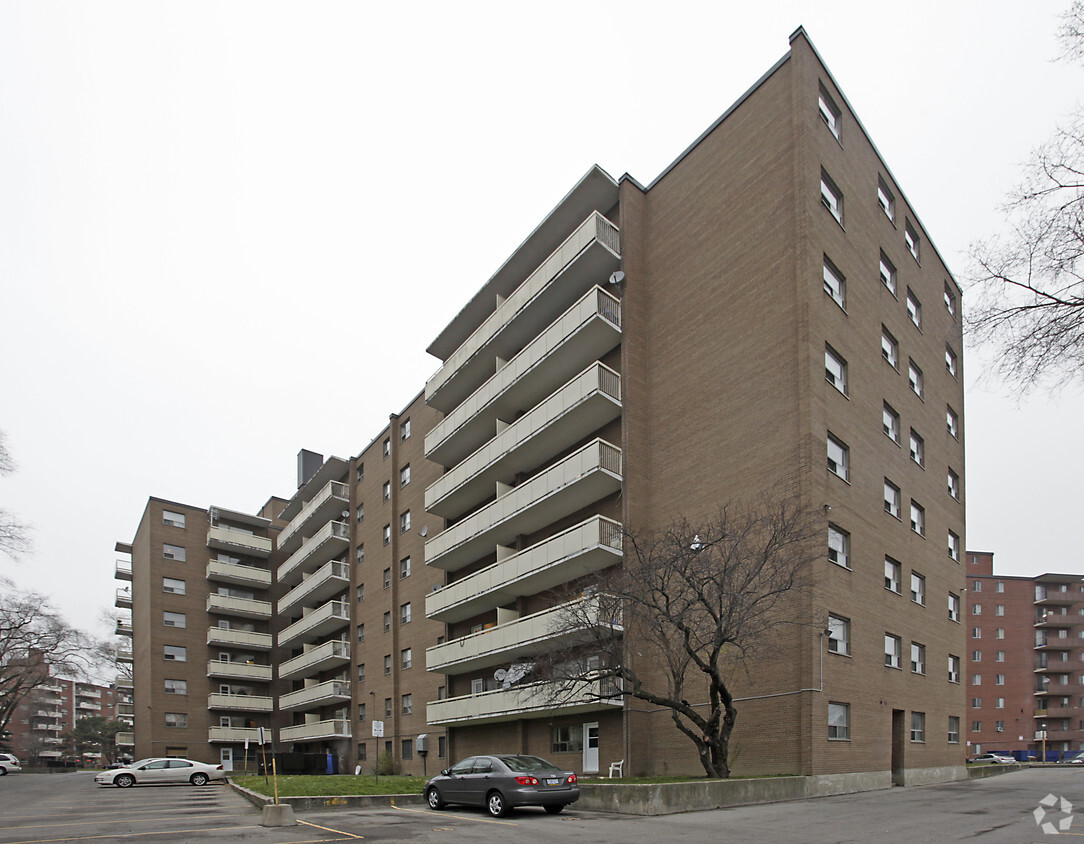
[1,767,1083,843]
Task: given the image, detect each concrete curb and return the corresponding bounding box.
[227,779,425,812]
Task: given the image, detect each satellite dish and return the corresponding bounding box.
[608,271,625,285]
[420,526,428,537]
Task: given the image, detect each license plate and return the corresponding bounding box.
[545,778,560,786]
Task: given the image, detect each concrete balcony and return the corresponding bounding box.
[279,680,352,712]
[206,559,272,589]
[428,516,622,624]
[280,719,352,743]
[206,593,272,619]
[427,212,620,414]
[426,676,623,726]
[278,640,350,681]
[115,648,133,663]
[427,363,621,520]
[43,737,64,745]
[79,687,102,698]
[278,521,350,585]
[76,702,98,711]
[209,726,262,743]
[426,286,622,468]
[207,525,273,558]
[278,561,350,615]
[38,750,63,758]
[207,660,273,681]
[279,600,350,648]
[115,732,134,746]
[115,618,133,637]
[117,703,135,716]
[277,480,351,555]
[207,627,273,650]
[39,684,62,694]
[115,560,132,581]
[114,588,132,609]
[115,676,134,689]
[426,438,622,572]
[427,596,621,675]
[208,693,273,712]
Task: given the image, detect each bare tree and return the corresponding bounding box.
[0,581,94,741]
[529,496,822,778]
[0,431,31,560]
[967,2,1084,391]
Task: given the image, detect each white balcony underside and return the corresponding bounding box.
[425,439,622,573]
[207,627,272,650]
[280,720,351,743]
[277,480,350,555]
[208,693,273,712]
[209,726,262,743]
[426,677,623,726]
[278,561,350,615]
[427,212,620,413]
[278,521,350,585]
[426,286,622,468]
[206,559,272,588]
[427,517,621,625]
[207,660,272,681]
[206,593,272,619]
[207,526,273,558]
[279,680,352,712]
[278,640,350,681]
[279,601,350,648]
[427,362,621,519]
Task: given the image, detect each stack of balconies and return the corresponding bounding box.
[1034,579,1084,744]
[423,205,625,727]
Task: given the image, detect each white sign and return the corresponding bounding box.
[372,720,384,737]
[257,727,266,745]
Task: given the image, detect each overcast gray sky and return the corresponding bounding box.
[1,0,1081,635]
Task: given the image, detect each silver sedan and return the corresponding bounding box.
[94,757,224,788]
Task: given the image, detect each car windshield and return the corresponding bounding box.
[499,755,560,773]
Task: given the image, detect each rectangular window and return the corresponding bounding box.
[162,510,186,528]
[973,603,982,615]
[401,648,412,670]
[996,674,1006,685]
[996,628,1005,639]
[356,505,364,524]
[884,479,901,518]
[883,402,900,443]
[400,418,411,441]
[911,711,925,742]
[905,220,920,262]
[382,525,390,546]
[165,713,187,729]
[946,345,958,378]
[827,434,849,481]
[995,605,1005,617]
[825,345,847,394]
[910,572,926,605]
[400,510,411,533]
[382,438,390,459]
[828,702,850,740]
[885,557,901,593]
[944,281,958,319]
[972,721,982,732]
[439,736,446,758]
[821,169,843,223]
[911,642,926,674]
[163,577,186,595]
[163,611,186,629]
[828,524,850,569]
[881,325,899,367]
[908,359,924,399]
[906,288,922,329]
[356,544,365,564]
[400,602,412,625]
[948,716,960,743]
[828,614,850,655]
[164,679,187,695]
[823,256,846,308]
[877,176,895,221]
[949,593,960,622]
[879,251,897,295]
[383,612,391,632]
[164,645,186,662]
[384,698,392,717]
[357,624,365,643]
[909,430,925,466]
[551,725,584,753]
[818,83,841,139]
[910,501,926,536]
[948,531,960,561]
[400,738,413,760]
[357,703,366,721]
[402,694,413,715]
[972,650,982,662]
[948,655,960,683]
[948,468,960,500]
[356,463,364,483]
[382,481,390,501]
[400,465,411,487]
[947,406,959,439]
[356,583,365,603]
[383,568,391,589]
[357,664,366,682]
[995,698,1005,709]
[384,655,391,676]
[400,556,411,579]
[163,543,186,561]
[885,633,902,668]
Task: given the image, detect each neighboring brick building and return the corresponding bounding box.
[965,551,1084,760]
[117,27,967,786]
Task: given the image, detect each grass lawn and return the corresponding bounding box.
[232,774,428,797]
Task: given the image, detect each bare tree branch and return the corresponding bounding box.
[0,431,32,560]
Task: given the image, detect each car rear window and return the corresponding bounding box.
[500,755,559,773]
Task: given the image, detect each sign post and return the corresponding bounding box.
[257,727,268,787]
[372,720,384,785]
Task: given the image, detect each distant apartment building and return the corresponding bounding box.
[117,27,966,785]
[965,551,1084,759]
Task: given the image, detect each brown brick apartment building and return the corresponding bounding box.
[965,551,1084,761]
[117,28,966,786]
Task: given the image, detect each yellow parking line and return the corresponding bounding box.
[391,804,518,826]
[0,824,262,844]
[297,819,364,839]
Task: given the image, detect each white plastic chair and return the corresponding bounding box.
[608,759,624,778]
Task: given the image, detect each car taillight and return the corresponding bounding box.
[215,765,223,770]
[567,773,577,784]
[514,775,539,785]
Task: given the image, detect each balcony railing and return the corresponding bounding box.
[427,595,621,675]
[114,588,132,609]
[115,560,132,581]
[426,675,623,726]
[278,561,350,615]
[208,726,262,743]
[426,439,622,572]
[206,660,273,681]
[115,732,134,746]
[115,619,133,637]
[279,680,352,712]
[279,601,350,648]
[207,525,273,558]
[278,521,350,584]
[207,627,273,650]
[206,559,272,588]
[427,212,620,413]
[426,285,622,467]
[278,640,350,681]
[207,693,273,712]
[115,648,133,663]
[115,676,134,689]
[427,363,622,519]
[206,593,272,619]
[280,719,352,743]
[277,480,351,554]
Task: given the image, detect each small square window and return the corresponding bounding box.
[821,169,844,224]
[877,177,895,221]
[883,402,900,443]
[162,510,186,528]
[163,543,186,562]
[828,524,850,569]
[827,434,849,481]
[883,479,901,518]
[905,220,920,262]
[906,289,922,329]
[823,256,846,308]
[881,326,899,368]
[879,252,897,295]
[909,429,925,467]
[818,83,841,139]
[825,345,847,394]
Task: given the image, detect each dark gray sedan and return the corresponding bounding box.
[424,754,579,817]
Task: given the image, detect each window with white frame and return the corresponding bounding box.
[827,434,849,481]
[973,650,982,662]
[828,702,850,739]
[164,645,186,662]
[883,402,900,442]
[163,577,186,595]
[909,429,925,466]
[164,679,187,695]
[944,281,958,319]
[910,572,926,605]
[971,721,982,732]
[401,648,412,669]
[884,479,901,518]
[823,256,846,308]
[973,603,982,615]
[946,345,958,378]
[877,176,895,221]
[400,418,411,441]
[828,524,850,569]
[818,83,841,139]
[995,697,1005,709]
[882,326,899,368]
[885,557,902,593]
[402,693,413,715]
[356,504,364,524]
[825,345,847,394]
[947,405,959,438]
[383,655,391,675]
[382,481,390,501]
[400,510,411,533]
[911,642,926,674]
[905,220,921,262]
[356,463,364,483]
[910,501,926,536]
[948,530,960,561]
[165,712,187,729]
[400,602,412,624]
[384,698,392,717]
[163,611,186,628]
[163,543,186,561]
[400,464,411,487]
[949,593,960,622]
[162,510,186,528]
[948,716,960,743]
[906,288,922,329]
[885,633,902,668]
[910,711,925,742]
[949,655,960,683]
[357,623,365,642]
[879,251,897,295]
[382,438,390,459]
[908,359,924,399]
[382,524,390,545]
[828,614,850,655]
[995,604,1005,616]
[948,468,960,500]
[383,567,391,589]
[357,663,366,682]
[400,556,411,579]
[383,611,391,632]
[821,169,843,223]
[996,673,1006,685]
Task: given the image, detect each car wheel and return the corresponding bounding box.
[426,787,445,810]
[0,767,7,776]
[544,803,565,815]
[487,790,509,817]
[115,774,135,788]
[190,773,209,786]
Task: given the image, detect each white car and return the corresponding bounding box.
[0,753,21,775]
[94,757,224,787]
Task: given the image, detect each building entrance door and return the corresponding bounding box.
[583,722,599,774]
[220,747,233,772]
